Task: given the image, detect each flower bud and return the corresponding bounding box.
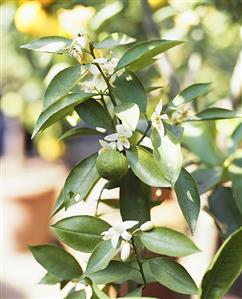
[120,241,130,261]
[140,221,154,232]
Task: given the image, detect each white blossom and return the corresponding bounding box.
[98,139,116,154]
[120,241,131,261]
[140,221,154,232]
[104,124,133,151]
[151,101,168,136]
[101,220,138,249]
[69,34,89,62]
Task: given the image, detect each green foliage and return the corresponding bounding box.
[22,29,242,298]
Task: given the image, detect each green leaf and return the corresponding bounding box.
[65,290,86,299]
[166,83,211,112]
[126,287,142,296]
[229,123,242,154]
[20,36,71,53]
[113,70,147,112]
[126,146,171,188]
[140,227,199,257]
[149,257,198,295]
[60,127,103,141]
[145,86,163,93]
[29,244,82,280]
[116,39,183,70]
[209,186,242,239]
[186,107,242,121]
[120,170,150,224]
[164,123,184,142]
[175,168,200,233]
[192,167,222,195]
[75,99,114,130]
[151,129,183,187]
[32,92,94,138]
[114,103,140,131]
[182,122,225,166]
[228,156,242,215]
[86,240,118,274]
[52,216,110,253]
[199,227,242,299]
[44,65,86,109]
[39,272,62,285]
[86,261,131,285]
[62,153,100,209]
[96,32,135,49]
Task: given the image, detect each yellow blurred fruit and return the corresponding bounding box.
[15,1,62,36]
[148,0,168,10]
[37,135,65,161]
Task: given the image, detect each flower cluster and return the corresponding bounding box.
[68,33,89,63]
[101,220,153,261]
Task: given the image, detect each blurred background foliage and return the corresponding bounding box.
[1,0,241,163]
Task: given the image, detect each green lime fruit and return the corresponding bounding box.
[96,150,128,181]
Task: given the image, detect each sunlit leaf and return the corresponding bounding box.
[114,103,140,131]
[186,107,242,121]
[96,32,135,49]
[20,36,71,53]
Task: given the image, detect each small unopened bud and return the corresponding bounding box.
[140,221,154,232]
[120,241,130,261]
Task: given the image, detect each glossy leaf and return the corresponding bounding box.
[86,240,117,274]
[86,261,132,285]
[20,36,71,53]
[120,170,150,224]
[116,39,183,70]
[39,272,62,285]
[140,227,199,257]
[228,156,242,215]
[209,186,242,238]
[60,127,103,141]
[182,122,225,166]
[175,168,200,233]
[85,278,109,299]
[75,99,114,130]
[164,123,184,142]
[228,123,242,154]
[62,153,100,209]
[52,216,110,253]
[166,83,211,112]
[114,103,140,131]
[186,107,242,121]
[199,227,242,299]
[32,92,94,138]
[44,65,85,109]
[126,146,171,188]
[113,70,147,112]
[65,290,86,299]
[29,244,82,280]
[151,129,183,187]
[192,167,222,195]
[149,257,198,294]
[96,32,135,49]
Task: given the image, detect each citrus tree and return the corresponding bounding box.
[21,32,242,298]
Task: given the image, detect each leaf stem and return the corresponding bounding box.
[137,122,151,145]
[131,238,147,288]
[95,185,105,216]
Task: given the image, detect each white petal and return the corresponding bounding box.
[123,220,139,229]
[117,140,124,151]
[120,241,130,261]
[155,101,163,114]
[111,233,120,249]
[158,122,165,136]
[104,133,118,141]
[160,114,168,120]
[89,64,99,75]
[140,221,154,232]
[122,139,130,149]
[109,142,117,150]
[99,139,108,147]
[116,124,126,134]
[93,58,108,64]
[121,230,132,241]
